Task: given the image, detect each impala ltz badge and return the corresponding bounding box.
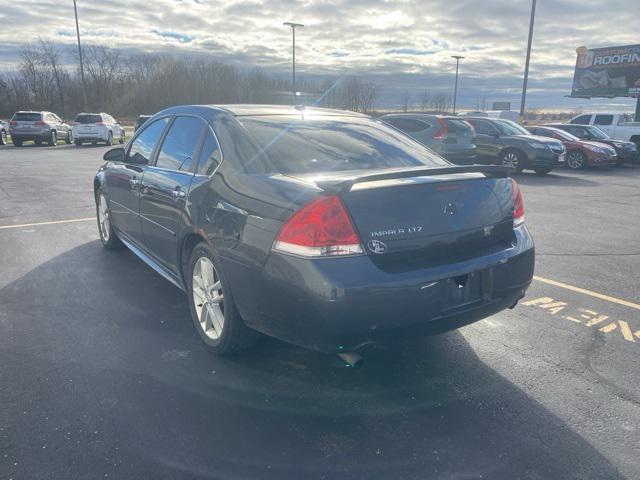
[367,239,388,254]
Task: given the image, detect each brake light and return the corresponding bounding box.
[511,178,524,226]
[96,122,105,126]
[34,121,46,126]
[273,195,363,257]
[433,118,448,139]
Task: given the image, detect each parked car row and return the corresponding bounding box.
[381,112,639,174]
[383,114,566,174]
[1,110,139,147]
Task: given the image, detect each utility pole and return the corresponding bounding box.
[451,55,465,115]
[283,22,304,105]
[73,0,87,111]
[520,0,537,120]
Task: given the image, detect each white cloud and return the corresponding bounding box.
[1,0,638,108]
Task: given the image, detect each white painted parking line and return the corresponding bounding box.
[0,217,94,230]
[533,275,640,311]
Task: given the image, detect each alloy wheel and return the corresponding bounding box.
[502,152,520,169]
[567,151,585,169]
[98,193,110,242]
[192,257,225,340]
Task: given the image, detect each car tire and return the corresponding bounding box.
[500,149,524,173]
[187,242,260,355]
[48,131,57,147]
[65,130,73,144]
[13,138,23,147]
[35,139,42,146]
[106,131,113,146]
[566,150,586,169]
[119,132,125,144]
[534,167,552,175]
[75,140,83,147]
[0,130,6,145]
[96,190,122,250]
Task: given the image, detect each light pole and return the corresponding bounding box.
[520,0,537,119]
[283,22,304,105]
[73,0,87,111]
[451,55,465,115]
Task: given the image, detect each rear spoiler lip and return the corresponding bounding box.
[316,165,511,194]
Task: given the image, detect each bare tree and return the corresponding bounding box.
[37,39,69,112]
[419,89,431,112]
[400,90,411,112]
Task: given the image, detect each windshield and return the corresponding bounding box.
[546,128,578,141]
[495,120,530,136]
[239,116,449,174]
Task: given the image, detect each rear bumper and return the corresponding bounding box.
[9,130,50,141]
[224,225,535,352]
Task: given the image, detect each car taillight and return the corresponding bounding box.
[96,122,105,126]
[34,121,46,126]
[433,118,448,139]
[273,195,363,257]
[512,178,524,226]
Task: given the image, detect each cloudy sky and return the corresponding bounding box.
[1,0,638,110]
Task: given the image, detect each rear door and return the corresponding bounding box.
[105,117,170,245]
[139,115,206,273]
[468,119,502,161]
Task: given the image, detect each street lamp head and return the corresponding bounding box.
[451,55,465,60]
[283,22,304,28]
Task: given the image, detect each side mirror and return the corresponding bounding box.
[490,132,500,138]
[103,147,125,163]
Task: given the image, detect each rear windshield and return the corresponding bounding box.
[238,116,448,174]
[12,112,41,121]
[75,114,103,124]
[445,119,473,135]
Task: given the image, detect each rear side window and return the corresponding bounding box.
[196,131,222,176]
[385,117,430,133]
[570,114,592,125]
[444,119,473,136]
[127,118,169,165]
[470,120,497,136]
[12,112,41,121]
[155,116,205,171]
[239,116,448,174]
[594,114,613,126]
[75,114,103,124]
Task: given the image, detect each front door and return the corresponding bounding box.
[470,119,502,162]
[139,116,206,274]
[105,117,170,244]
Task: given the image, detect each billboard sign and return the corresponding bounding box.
[571,44,640,98]
[492,101,511,110]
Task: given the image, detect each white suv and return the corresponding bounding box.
[73,113,125,146]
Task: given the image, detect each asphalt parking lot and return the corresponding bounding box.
[1,144,639,479]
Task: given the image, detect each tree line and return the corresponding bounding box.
[0,40,384,119]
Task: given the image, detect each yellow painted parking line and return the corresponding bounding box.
[533,275,640,312]
[0,217,94,230]
[618,321,636,343]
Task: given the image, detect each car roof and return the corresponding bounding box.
[381,113,445,118]
[215,104,367,118]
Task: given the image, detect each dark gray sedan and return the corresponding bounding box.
[94,105,534,360]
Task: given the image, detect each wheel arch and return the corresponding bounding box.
[179,231,211,287]
[630,135,640,147]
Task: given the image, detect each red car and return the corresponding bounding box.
[528,125,617,169]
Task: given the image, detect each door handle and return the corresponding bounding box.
[171,188,186,200]
[129,178,140,189]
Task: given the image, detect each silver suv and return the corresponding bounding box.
[9,111,73,147]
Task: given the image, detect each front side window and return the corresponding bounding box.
[127,118,169,165]
[155,116,205,171]
[239,116,448,174]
